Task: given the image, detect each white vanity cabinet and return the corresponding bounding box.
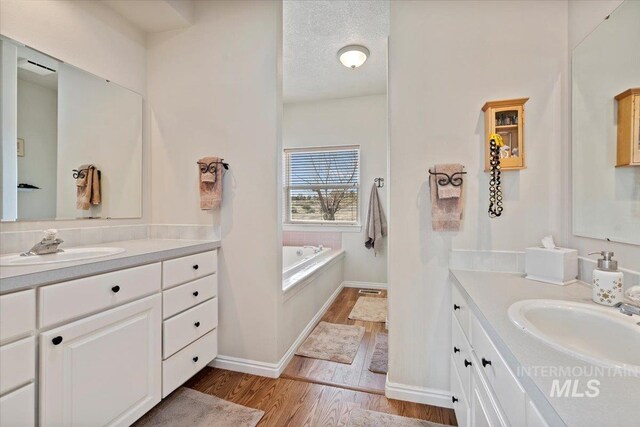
[0,289,36,427]
[450,282,549,427]
[1,245,219,427]
[39,294,162,427]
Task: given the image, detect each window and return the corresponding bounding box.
[284,146,360,225]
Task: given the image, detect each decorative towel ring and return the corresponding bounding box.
[428,169,466,187]
[197,160,230,174]
[72,168,90,179]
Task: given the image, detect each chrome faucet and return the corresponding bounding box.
[303,245,321,254]
[616,301,640,317]
[21,229,64,256]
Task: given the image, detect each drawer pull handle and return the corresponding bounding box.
[464,359,472,368]
[452,396,458,403]
[194,321,201,328]
[193,356,199,363]
[453,347,460,353]
[482,358,492,367]
[193,291,199,297]
[111,285,120,293]
[453,304,461,311]
[193,264,199,270]
[52,336,63,345]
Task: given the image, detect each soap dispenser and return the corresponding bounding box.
[589,251,624,306]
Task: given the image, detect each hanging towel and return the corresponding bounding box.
[198,157,224,210]
[76,165,101,210]
[365,184,387,254]
[430,164,464,231]
[76,164,92,210]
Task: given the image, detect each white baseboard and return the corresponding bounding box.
[385,379,453,409]
[209,282,345,378]
[210,355,280,378]
[342,281,388,290]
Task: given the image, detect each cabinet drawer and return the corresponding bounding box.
[471,367,507,427]
[163,251,217,289]
[471,314,526,427]
[39,263,161,328]
[450,356,469,427]
[163,298,217,358]
[452,315,472,401]
[0,383,35,427]
[163,274,217,319]
[0,336,35,395]
[162,329,217,398]
[0,290,35,344]
[452,285,470,339]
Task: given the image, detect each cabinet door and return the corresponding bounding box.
[40,294,161,427]
[633,94,640,164]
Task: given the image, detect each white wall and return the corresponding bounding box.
[56,64,142,220]
[567,0,640,268]
[388,0,568,395]
[0,0,148,231]
[283,95,388,284]
[17,78,57,220]
[147,0,282,364]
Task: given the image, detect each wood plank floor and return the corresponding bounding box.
[185,367,458,427]
[281,287,388,394]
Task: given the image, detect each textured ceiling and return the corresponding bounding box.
[283,0,389,103]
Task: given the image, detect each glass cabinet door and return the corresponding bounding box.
[493,106,524,168]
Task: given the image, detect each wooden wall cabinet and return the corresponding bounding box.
[615,88,640,167]
[482,98,529,171]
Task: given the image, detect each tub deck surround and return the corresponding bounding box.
[282,248,345,293]
[0,239,221,294]
[451,269,640,427]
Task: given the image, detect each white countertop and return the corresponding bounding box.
[451,269,640,427]
[0,239,220,294]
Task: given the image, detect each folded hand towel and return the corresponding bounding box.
[365,184,387,254]
[91,168,101,206]
[430,164,464,231]
[198,157,224,210]
[435,163,463,199]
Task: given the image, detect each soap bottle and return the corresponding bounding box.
[589,251,624,306]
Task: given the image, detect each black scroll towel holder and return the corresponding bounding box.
[197,159,230,174]
[428,169,466,187]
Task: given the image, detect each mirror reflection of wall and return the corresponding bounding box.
[572,0,640,244]
[16,46,59,220]
[1,37,143,222]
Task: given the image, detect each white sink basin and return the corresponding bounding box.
[508,299,640,374]
[0,247,125,266]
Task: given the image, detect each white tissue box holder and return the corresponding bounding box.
[525,247,578,286]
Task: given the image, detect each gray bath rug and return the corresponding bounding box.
[296,321,365,364]
[348,297,387,322]
[348,408,449,427]
[368,332,388,374]
[134,387,264,427]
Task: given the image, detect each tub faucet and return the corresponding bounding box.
[21,229,64,256]
[616,301,640,317]
[303,245,321,254]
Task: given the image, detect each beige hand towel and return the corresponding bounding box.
[430,164,464,231]
[435,164,463,199]
[76,164,93,210]
[91,168,101,206]
[198,157,224,210]
[365,184,387,254]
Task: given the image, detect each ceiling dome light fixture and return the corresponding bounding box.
[337,45,369,69]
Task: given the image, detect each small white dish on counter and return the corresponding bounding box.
[0,247,125,266]
[508,299,640,375]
